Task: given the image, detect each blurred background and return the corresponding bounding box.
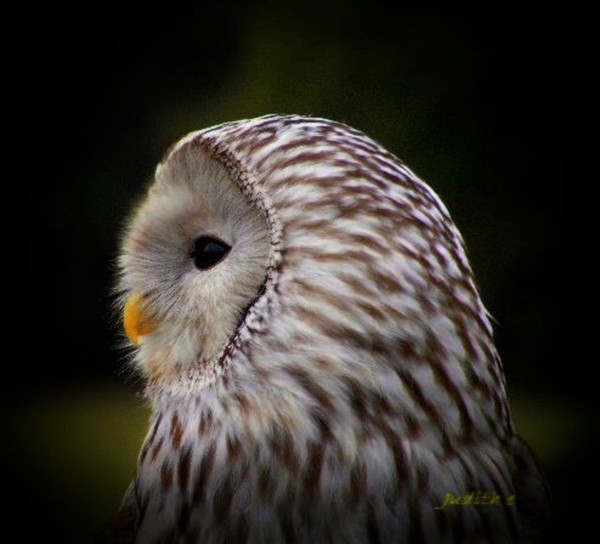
[25,2,585,541]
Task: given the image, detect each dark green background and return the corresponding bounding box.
[25,3,585,542]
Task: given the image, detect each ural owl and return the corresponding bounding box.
[107,115,548,543]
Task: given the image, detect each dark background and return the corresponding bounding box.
[24,3,586,541]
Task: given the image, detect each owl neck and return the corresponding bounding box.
[135,351,516,544]
[143,342,511,470]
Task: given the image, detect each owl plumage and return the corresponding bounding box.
[108,115,548,543]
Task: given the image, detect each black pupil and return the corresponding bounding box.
[193,237,231,270]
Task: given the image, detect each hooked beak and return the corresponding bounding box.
[123,293,157,345]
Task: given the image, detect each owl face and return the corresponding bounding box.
[119,148,270,378]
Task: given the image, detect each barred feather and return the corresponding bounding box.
[110,115,548,543]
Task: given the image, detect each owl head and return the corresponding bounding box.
[119,114,503,442]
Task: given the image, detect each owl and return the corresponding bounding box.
[106,115,548,543]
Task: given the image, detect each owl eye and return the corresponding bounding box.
[192,236,231,270]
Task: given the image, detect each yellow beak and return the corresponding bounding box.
[123,293,156,345]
